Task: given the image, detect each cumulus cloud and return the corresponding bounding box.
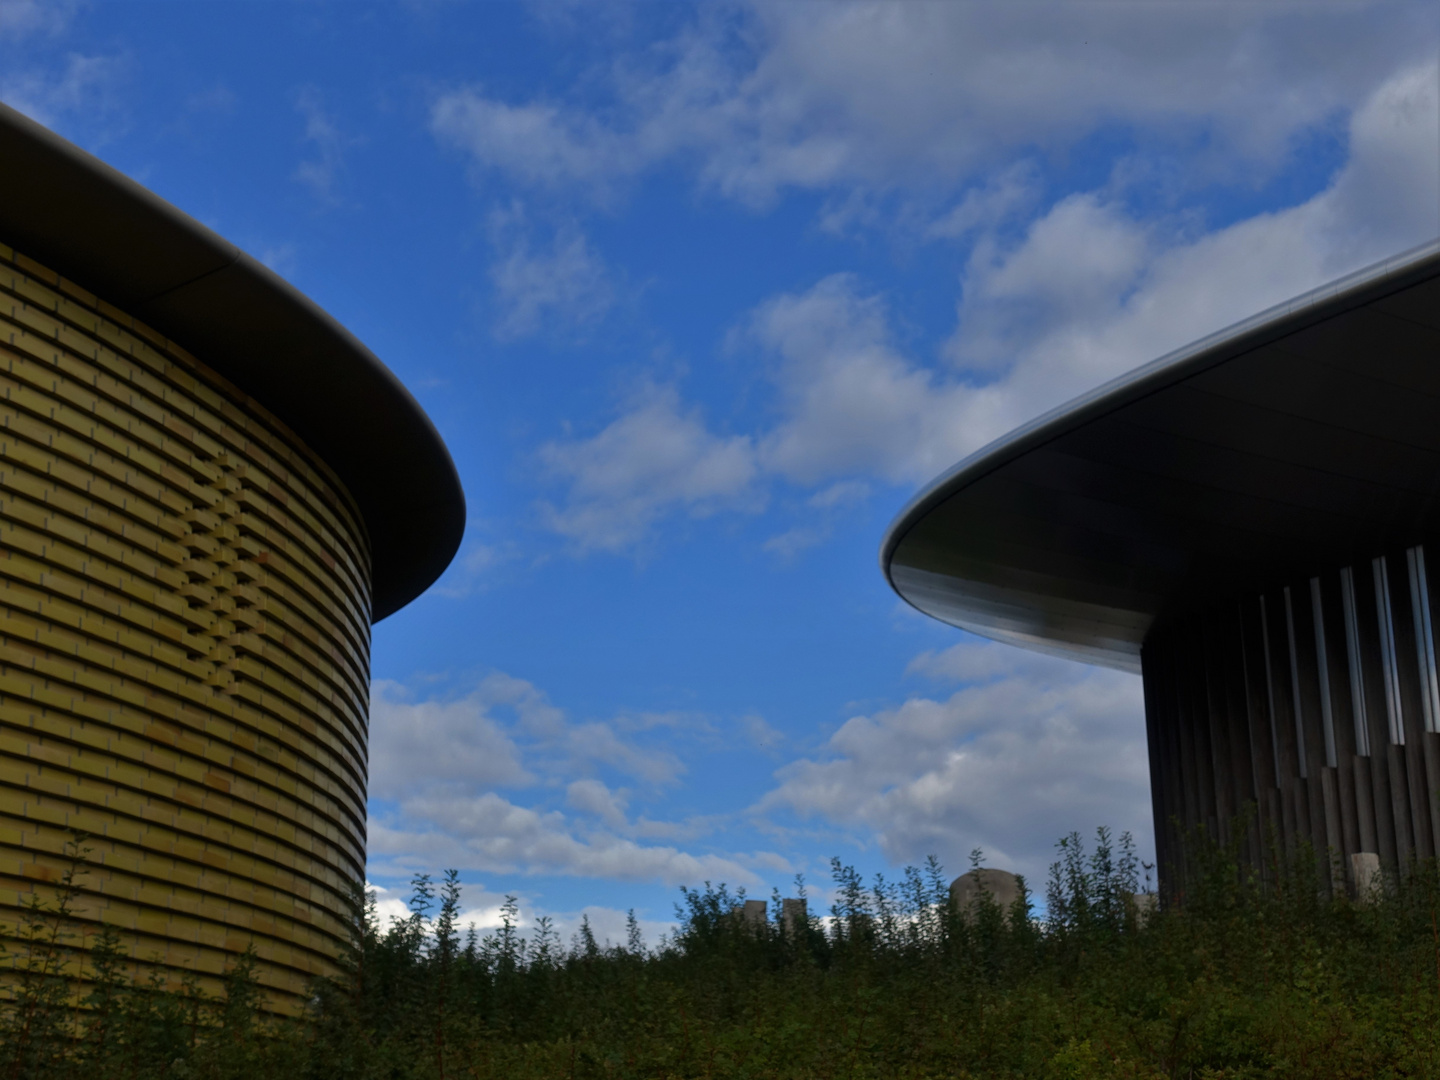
[431,3,1433,206]
[366,879,676,950]
[369,680,532,800]
[949,60,1440,422]
[431,90,641,195]
[747,275,982,485]
[0,52,123,129]
[373,672,683,793]
[537,385,760,551]
[0,0,75,39]
[368,672,780,887]
[488,206,616,339]
[370,793,760,887]
[740,713,784,752]
[755,639,1150,883]
[533,59,1440,552]
[566,778,629,829]
[430,538,520,599]
[293,87,357,203]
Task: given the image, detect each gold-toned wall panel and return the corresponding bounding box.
[0,244,372,1013]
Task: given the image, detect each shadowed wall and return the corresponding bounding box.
[1144,543,1440,898]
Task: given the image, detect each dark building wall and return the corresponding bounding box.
[1143,543,1440,897]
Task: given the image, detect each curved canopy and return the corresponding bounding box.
[882,240,1440,673]
[0,104,465,621]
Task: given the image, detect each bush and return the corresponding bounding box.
[5,826,1440,1078]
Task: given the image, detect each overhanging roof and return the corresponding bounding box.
[882,239,1440,674]
[0,104,465,621]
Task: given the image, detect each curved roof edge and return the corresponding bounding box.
[0,104,465,621]
[881,238,1440,666]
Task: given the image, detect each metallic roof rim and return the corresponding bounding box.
[880,237,1440,602]
[0,103,466,621]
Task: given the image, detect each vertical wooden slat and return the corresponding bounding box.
[1317,573,1363,864]
[1353,557,1403,870]
[1183,617,1220,837]
[1170,620,1202,853]
[1201,610,1236,842]
[1416,549,1440,856]
[1384,549,1432,861]
[1240,595,1282,875]
[1141,632,1176,892]
[1423,732,1440,855]
[1264,590,1307,850]
[1162,633,1189,885]
[1288,586,1339,872]
[1139,541,1440,894]
[1218,602,1263,868]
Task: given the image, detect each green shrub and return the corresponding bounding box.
[5,825,1440,1078]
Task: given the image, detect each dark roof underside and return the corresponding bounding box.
[882,241,1440,674]
[0,104,465,621]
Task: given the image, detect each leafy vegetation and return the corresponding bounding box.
[5,827,1440,1078]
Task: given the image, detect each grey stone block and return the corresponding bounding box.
[781,897,807,937]
[1352,852,1382,902]
[950,868,1022,921]
[741,899,768,931]
[1130,892,1158,926]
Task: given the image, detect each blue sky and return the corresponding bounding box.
[5,0,1439,942]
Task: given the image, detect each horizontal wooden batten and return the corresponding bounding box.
[0,244,372,1014]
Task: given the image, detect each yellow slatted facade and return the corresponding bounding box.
[0,244,370,1013]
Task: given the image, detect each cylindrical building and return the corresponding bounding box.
[883,241,1440,898]
[0,106,464,1010]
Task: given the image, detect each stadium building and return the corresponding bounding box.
[0,106,464,1009]
[882,241,1440,897]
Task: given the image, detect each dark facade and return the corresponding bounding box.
[882,240,1440,897]
[1145,551,1440,895]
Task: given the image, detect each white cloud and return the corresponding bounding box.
[0,52,123,129]
[369,680,532,800]
[488,206,616,339]
[366,878,677,953]
[368,673,780,888]
[761,480,871,558]
[564,905,675,949]
[556,720,684,786]
[948,60,1440,425]
[366,879,511,935]
[566,778,629,829]
[254,242,299,278]
[0,0,74,39]
[431,539,517,599]
[374,671,683,787]
[907,640,1062,685]
[293,87,356,203]
[755,639,1150,884]
[370,793,760,887]
[748,275,981,486]
[924,162,1043,242]
[430,3,1434,206]
[534,60,1440,553]
[537,385,760,551]
[740,713,784,751]
[432,90,641,194]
